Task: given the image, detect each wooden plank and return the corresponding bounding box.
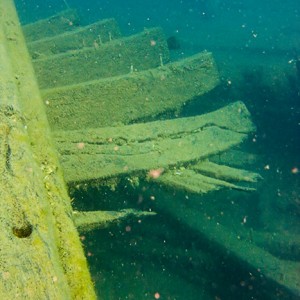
[53,101,254,184]
[27,18,122,59]
[73,209,156,233]
[192,160,262,183]
[154,153,262,195]
[34,27,170,89]
[0,1,96,298]
[210,149,260,168]
[22,9,80,42]
[157,169,257,195]
[43,51,219,130]
[0,107,71,299]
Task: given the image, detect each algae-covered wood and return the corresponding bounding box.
[210,149,259,168]
[27,18,121,59]
[157,168,257,195]
[73,209,156,233]
[54,101,254,184]
[0,1,96,298]
[22,9,80,42]
[43,51,219,130]
[0,107,71,299]
[34,27,169,89]
[192,160,262,183]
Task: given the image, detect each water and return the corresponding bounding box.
[16,0,300,299]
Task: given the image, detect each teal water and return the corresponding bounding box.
[17,0,299,299]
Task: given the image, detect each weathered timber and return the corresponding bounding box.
[34,27,170,89]
[0,1,96,298]
[210,149,260,168]
[151,143,262,195]
[22,9,80,42]
[27,18,121,59]
[43,51,219,130]
[156,168,257,195]
[0,108,73,299]
[192,160,262,182]
[53,101,254,184]
[73,209,156,233]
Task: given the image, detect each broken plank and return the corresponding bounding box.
[53,101,254,184]
[210,149,260,168]
[192,160,262,183]
[22,9,80,42]
[43,51,219,130]
[27,18,121,59]
[73,209,156,233]
[35,27,170,89]
[156,168,257,195]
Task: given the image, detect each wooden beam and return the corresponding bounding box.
[43,51,219,130]
[0,1,96,298]
[34,27,170,89]
[22,9,80,42]
[54,101,254,184]
[73,209,156,233]
[27,18,121,58]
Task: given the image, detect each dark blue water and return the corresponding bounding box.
[16,0,300,299]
